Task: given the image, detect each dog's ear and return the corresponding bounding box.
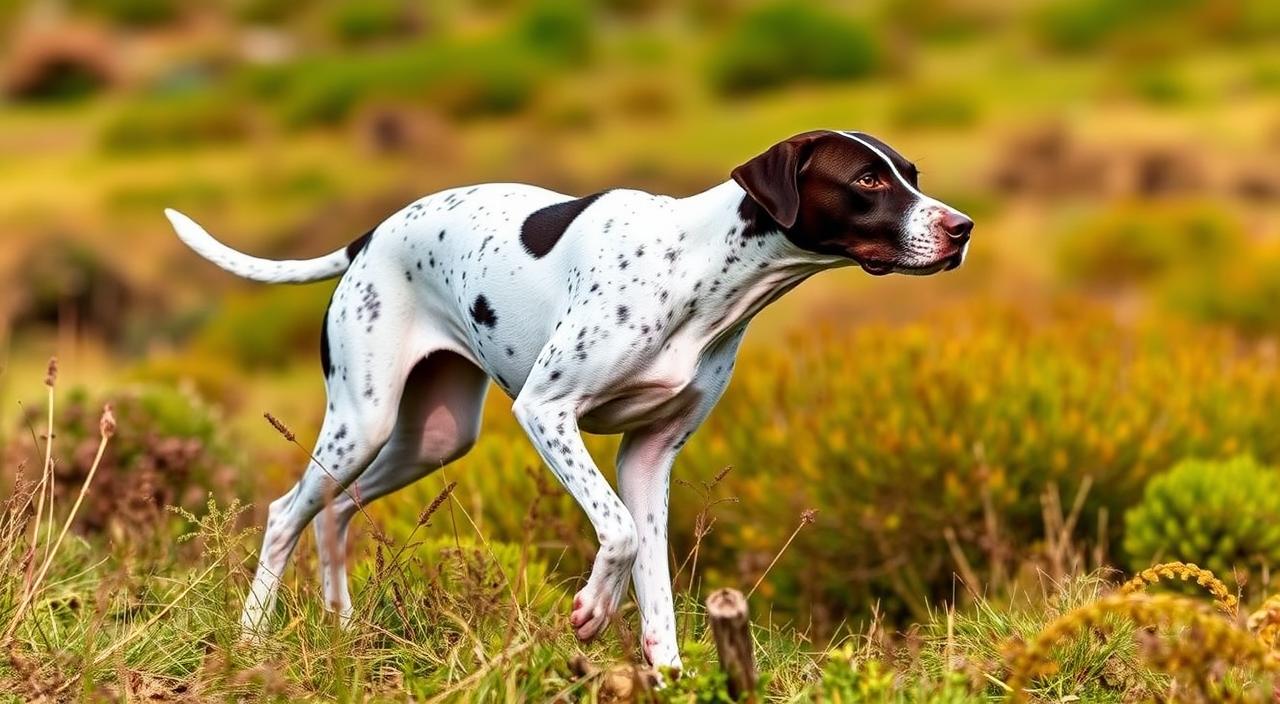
[731,131,827,230]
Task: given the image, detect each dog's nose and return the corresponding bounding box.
[941,212,973,242]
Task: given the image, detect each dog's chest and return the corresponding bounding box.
[577,341,704,433]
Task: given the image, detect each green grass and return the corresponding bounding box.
[1,380,1278,702]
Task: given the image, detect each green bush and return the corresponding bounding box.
[1058,203,1280,334]
[1164,252,1280,335]
[325,0,415,45]
[708,2,882,95]
[71,0,180,27]
[191,285,331,370]
[1028,0,1278,55]
[1056,203,1245,289]
[100,92,249,153]
[259,39,543,128]
[890,84,980,129]
[1123,456,1280,581]
[1127,66,1191,105]
[515,0,594,67]
[1028,0,1205,55]
[234,0,307,25]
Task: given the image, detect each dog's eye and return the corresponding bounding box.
[855,173,883,189]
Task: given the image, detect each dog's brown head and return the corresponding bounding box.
[732,129,971,275]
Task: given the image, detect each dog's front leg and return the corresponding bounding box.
[512,393,637,641]
[617,329,744,669]
[616,426,684,670]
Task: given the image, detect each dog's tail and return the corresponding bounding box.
[164,208,354,284]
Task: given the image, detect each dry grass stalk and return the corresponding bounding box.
[262,410,386,544]
[673,467,738,647]
[1121,561,1239,616]
[3,403,114,644]
[31,357,57,571]
[1041,477,1093,582]
[943,526,981,594]
[417,480,456,527]
[747,508,817,599]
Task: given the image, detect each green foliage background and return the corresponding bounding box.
[2,0,1280,699]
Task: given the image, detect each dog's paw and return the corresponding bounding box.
[570,588,618,641]
[643,633,683,671]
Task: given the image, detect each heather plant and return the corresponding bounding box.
[387,302,1280,628]
[4,383,244,538]
[1123,456,1280,586]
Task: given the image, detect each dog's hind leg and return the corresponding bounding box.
[241,396,398,635]
[241,282,421,636]
[313,350,489,622]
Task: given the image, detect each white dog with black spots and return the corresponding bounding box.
[166,129,972,670]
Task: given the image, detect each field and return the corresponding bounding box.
[3,0,1280,700]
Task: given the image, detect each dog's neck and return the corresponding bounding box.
[671,180,844,338]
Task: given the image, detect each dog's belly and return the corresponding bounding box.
[577,345,704,433]
[578,381,700,434]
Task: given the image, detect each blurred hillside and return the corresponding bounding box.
[3,0,1280,631]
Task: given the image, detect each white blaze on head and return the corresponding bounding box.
[838,131,971,269]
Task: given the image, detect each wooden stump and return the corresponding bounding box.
[706,588,757,702]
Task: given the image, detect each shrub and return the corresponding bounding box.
[514,0,594,67]
[263,39,543,128]
[1028,0,1278,55]
[1056,203,1245,290]
[71,0,180,27]
[890,84,980,130]
[191,285,331,370]
[9,240,138,343]
[234,0,307,25]
[1123,456,1280,582]
[400,302,1280,628]
[324,0,418,45]
[879,0,997,44]
[2,30,115,103]
[1058,203,1280,334]
[708,2,882,95]
[1163,251,1280,336]
[4,384,243,537]
[100,92,249,153]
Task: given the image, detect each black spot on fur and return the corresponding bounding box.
[470,294,498,328]
[346,227,376,260]
[319,304,333,378]
[616,305,629,323]
[520,191,607,258]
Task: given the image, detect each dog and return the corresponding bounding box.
[165,129,972,669]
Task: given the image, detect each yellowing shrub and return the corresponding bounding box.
[387,302,1280,629]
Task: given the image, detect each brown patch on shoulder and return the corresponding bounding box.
[520,192,608,258]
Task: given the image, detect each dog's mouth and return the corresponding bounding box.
[858,252,963,277]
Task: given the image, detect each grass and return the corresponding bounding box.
[5,3,1280,699]
[3,366,1280,702]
